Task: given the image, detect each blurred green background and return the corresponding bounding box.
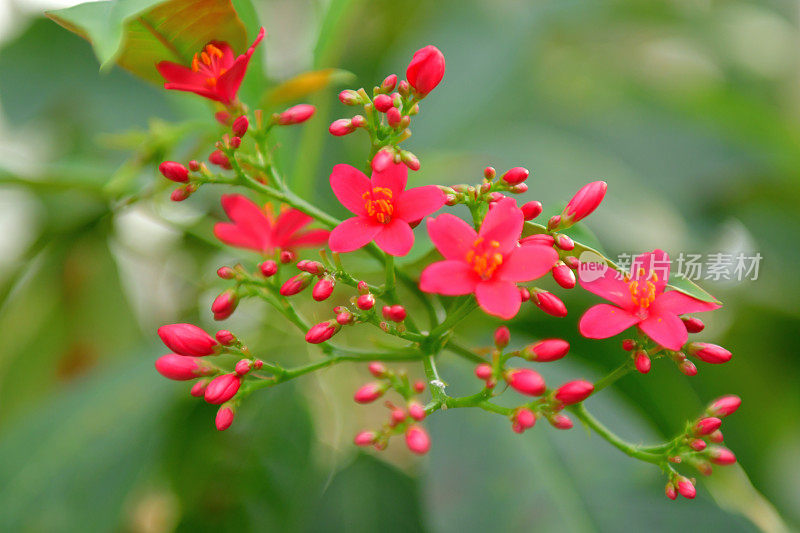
[0,0,798,531]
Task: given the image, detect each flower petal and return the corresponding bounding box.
[219,194,273,249]
[639,310,687,350]
[370,161,407,199]
[631,249,670,293]
[162,82,224,102]
[328,216,382,253]
[216,28,265,104]
[394,185,446,223]
[578,304,640,339]
[426,214,477,261]
[286,229,330,249]
[475,279,522,319]
[498,244,558,282]
[420,260,480,295]
[478,197,523,254]
[373,219,414,256]
[330,164,370,215]
[652,290,721,315]
[578,265,635,310]
[213,222,264,252]
[274,208,312,246]
[156,61,206,85]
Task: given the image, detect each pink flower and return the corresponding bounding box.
[406,45,445,96]
[420,198,558,319]
[214,194,329,255]
[578,250,721,351]
[157,28,265,105]
[328,162,445,256]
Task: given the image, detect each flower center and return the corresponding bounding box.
[363,187,394,224]
[465,237,503,280]
[191,44,228,86]
[628,267,657,309]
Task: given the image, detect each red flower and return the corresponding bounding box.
[214,194,329,254]
[420,198,558,319]
[328,162,445,256]
[156,28,265,105]
[578,250,721,350]
[406,45,445,96]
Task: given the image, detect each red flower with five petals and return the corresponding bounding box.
[578,250,721,350]
[214,194,329,254]
[156,28,265,105]
[328,162,445,256]
[420,198,558,319]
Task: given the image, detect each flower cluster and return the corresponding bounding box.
[149,28,738,502]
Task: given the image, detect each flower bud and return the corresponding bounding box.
[158,323,218,356]
[505,368,546,396]
[676,477,696,499]
[509,183,528,194]
[372,148,395,173]
[400,150,420,171]
[232,115,249,137]
[204,374,241,404]
[382,304,407,322]
[208,149,231,169]
[190,379,208,397]
[212,289,238,320]
[155,354,215,381]
[547,413,573,430]
[336,310,354,325]
[515,408,536,430]
[329,118,355,136]
[555,380,594,404]
[217,266,235,279]
[690,438,707,451]
[278,104,316,125]
[408,402,426,421]
[398,79,410,97]
[531,290,567,317]
[524,338,569,362]
[709,430,724,443]
[519,287,531,302]
[406,45,445,96]
[687,342,731,364]
[280,272,313,296]
[390,408,406,426]
[634,350,651,374]
[413,380,425,393]
[158,161,189,182]
[215,329,235,345]
[521,201,543,221]
[381,74,397,92]
[405,425,431,455]
[279,250,296,263]
[520,234,554,247]
[501,167,529,185]
[562,181,607,226]
[552,261,576,289]
[368,362,386,378]
[622,339,636,351]
[474,363,493,381]
[215,111,231,125]
[354,431,377,446]
[554,234,575,251]
[356,280,370,294]
[260,260,278,277]
[356,294,375,310]
[386,107,402,127]
[678,358,697,376]
[693,417,722,436]
[373,94,393,112]
[547,215,561,231]
[339,89,361,105]
[354,382,386,404]
[215,404,235,431]
[487,192,505,203]
[665,481,677,500]
[564,256,580,269]
[306,320,340,344]
[351,115,366,128]
[312,278,335,301]
[682,316,705,333]
[170,187,191,202]
[494,326,510,349]
[707,395,741,417]
[235,359,251,375]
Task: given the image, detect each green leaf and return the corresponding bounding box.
[667,272,722,305]
[264,68,355,106]
[47,0,248,83]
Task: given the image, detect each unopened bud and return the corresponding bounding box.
[382,304,406,322]
[368,362,386,378]
[524,338,570,362]
[339,89,361,105]
[494,326,510,349]
[215,404,235,431]
[372,148,395,173]
[312,278,335,301]
[400,150,420,171]
[634,350,651,374]
[554,234,575,251]
[157,323,218,357]
[665,481,677,501]
[554,380,594,404]
[212,289,238,320]
[215,329,235,345]
[381,74,398,92]
[520,234,555,247]
[505,368,546,396]
[305,320,340,344]
[336,310,354,325]
[552,262,576,289]
[386,107,402,127]
[217,266,235,279]
[707,395,741,417]
[687,342,731,364]
[354,431,377,446]
[622,339,636,351]
[170,187,191,202]
[531,290,568,317]
[693,417,722,436]
[547,215,561,231]
[405,425,431,455]
[676,477,696,499]
[232,115,249,137]
[354,382,386,404]
[475,363,493,381]
[329,118,355,136]
[279,250,296,263]
[373,93,393,112]
[515,408,536,430]
[519,287,531,302]
[708,430,724,443]
[190,379,209,397]
[208,149,231,169]
[357,294,375,310]
[562,181,607,226]
[155,354,215,381]
[501,167,529,185]
[408,402,426,421]
[159,161,189,182]
[278,104,316,125]
[280,272,313,296]
[413,380,426,393]
[547,413,573,430]
[235,359,251,375]
[521,201,542,220]
[682,316,705,333]
[204,373,241,404]
[260,260,278,277]
[690,438,707,451]
[679,358,697,376]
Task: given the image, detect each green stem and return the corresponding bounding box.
[568,403,662,465]
[592,360,634,394]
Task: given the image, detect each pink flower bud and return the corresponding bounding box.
[280,272,313,296]
[188,160,200,171]
[515,408,536,429]
[506,368,546,396]
[278,104,316,125]
[687,342,731,364]
[217,266,235,279]
[354,431,377,446]
[159,161,189,182]
[170,187,190,202]
[521,201,543,221]
[351,115,366,128]
[235,359,251,375]
[155,354,215,381]
[356,280,370,294]
[280,250,296,263]
[329,118,355,136]
[381,74,398,92]
[501,167,529,185]
[368,362,386,378]
[709,430,724,443]
[158,323,218,356]
[682,316,705,333]
[405,425,431,455]
[635,350,651,374]
[679,359,697,376]
[356,294,375,310]
[494,326,510,349]
[552,262,576,289]
[215,404,235,431]
[354,382,385,404]
[212,289,238,320]
[622,339,636,351]
[372,148,395,172]
[487,192,505,203]
[208,149,231,169]
[510,183,528,194]
[707,395,741,418]
[254,360,263,370]
[260,260,278,277]
[232,115,249,137]
[339,89,361,105]
[690,439,707,451]
[204,374,241,404]
[386,107,402,127]
[563,181,607,224]
[548,413,573,430]
[190,379,208,397]
[693,417,722,436]
[520,234,554,246]
[406,45,445,96]
[413,380,425,393]
[474,363,493,382]
[665,482,677,500]
[336,310,354,325]
[400,150,420,171]
[519,287,531,302]
[676,477,696,499]
[306,320,340,344]
[215,329,235,345]
[547,215,561,231]
[390,408,407,426]
[230,135,242,149]
[554,234,575,251]
[531,290,567,317]
[312,278,335,301]
[564,256,579,269]
[373,94,394,113]
[525,338,570,362]
[408,402,426,421]
[555,380,594,404]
